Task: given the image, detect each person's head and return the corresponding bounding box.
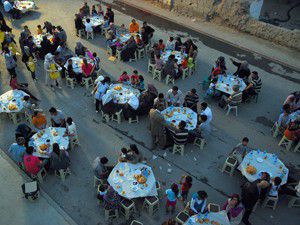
[158,39,163,44]
[251,71,258,79]
[178,121,186,130]
[120,24,125,29]
[109,22,114,28]
[212,77,218,84]
[130,144,139,154]
[26,146,34,155]
[23,96,30,102]
[24,25,29,30]
[16,137,25,146]
[190,88,197,95]
[37,25,41,29]
[86,18,90,23]
[185,176,193,184]
[232,85,240,92]
[57,26,62,31]
[92,4,96,9]
[261,172,270,182]
[283,104,290,114]
[92,52,97,58]
[103,76,111,84]
[42,35,48,41]
[99,184,107,192]
[175,37,182,43]
[132,19,136,24]
[143,21,147,27]
[121,148,127,154]
[68,58,73,65]
[139,75,144,82]
[133,70,138,75]
[201,102,208,110]
[28,36,33,41]
[158,93,164,100]
[171,183,179,196]
[242,137,249,146]
[172,86,178,95]
[274,177,282,186]
[169,54,175,60]
[66,117,73,126]
[169,36,174,42]
[84,1,88,6]
[49,107,57,115]
[197,190,208,200]
[200,114,208,123]
[100,157,109,165]
[230,194,240,207]
[122,71,128,76]
[52,143,60,156]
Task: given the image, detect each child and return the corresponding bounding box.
[102,16,109,28]
[137,75,145,92]
[36,25,43,35]
[118,24,127,35]
[158,39,165,51]
[205,78,220,98]
[130,70,139,85]
[118,71,130,84]
[23,96,34,116]
[92,52,100,72]
[136,35,144,49]
[97,184,108,201]
[165,183,181,213]
[91,5,98,17]
[180,175,193,201]
[268,177,282,197]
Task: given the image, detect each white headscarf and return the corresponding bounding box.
[44,53,54,70]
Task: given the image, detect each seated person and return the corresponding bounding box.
[67,59,83,84]
[242,71,262,102]
[23,146,43,176]
[136,35,144,49]
[277,104,291,129]
[165,37,175,51]
[137,75,145,92]
[200,102,213,123]
[93,156,113,180]
[129,19,139,33]
[222,194,244,225]
[74,14,85,36]
[189,191,208,215]
[32,110,47,131]
[166,86,184,107]
[168,121,189,146]
[229,137,251,163]
[64,117,77,138]
[154,54,163,71]
[103,186,121,210]
[118,147,129,162]
[283,91,300,112]
[75,42,86,57]
[49,107,66,127]
[80,1,90,17]
[81,58,94,78]
[284,121,300,142]
[117,24,127,35]
[184,88,199,113]
[268,177,282,198]
[50,143,70,172]
[127,144,143,163]
[219,85,242,108]
[4,0,21,19]
[205,78,221,98]
[157,39,165,51]
[153,93,167,111]
[118,71,130,84]
[130,70,139,86]
[8,137,26,166]
[85,18,93,34]
[36,25,43,35]
[15,123,33,144]
[91,4,97,16]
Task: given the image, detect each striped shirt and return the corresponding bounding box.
[169,128,189,145]
[251,77,262,93]
[184,92,199,108]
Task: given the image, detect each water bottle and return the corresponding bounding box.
[257,149,261,155]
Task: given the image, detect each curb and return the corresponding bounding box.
[0,149,78,225]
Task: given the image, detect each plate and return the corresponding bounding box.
[131,186,139,192]
[134,170,141,175]
[42,134,48,139]
[256,157,263,163]
[113,177,119,183]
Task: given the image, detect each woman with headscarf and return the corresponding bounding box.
[138,84,158,115]
[230,58,251,80]
[123,94,139,120]
[22,46,36,80]
[120,36,137,62]
[75,42,86,57]
[44,53,61,89]
[103,186,121,210]
[10,74,39,101]
[222,194,244,225]
[43,21,53,34]
[50,143,70,172]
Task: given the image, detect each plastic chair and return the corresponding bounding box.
[101,111,111,123]
[66,75,76,89]
[129,52,138,62]
[120,199,136,220]
[153,69,162,81]
[194,137,206,150]
[222,157,238,176]
[294,141,300,153]
[207,203,220,212]
[130,220,143,225]
[288,196,300,208]
[142,196,159,216]
[278,135,293,151]
[31,167,47,184]
[86,31,94,40]
[262,195,278,210]
[225,104,239,117]
[112,110,122,124]
[148,61,155,74]
[104,208,119,220]
[129,115,139,124]
[172,144,185,156]
[78,29,85,38]
[175,211,190,224]
[182,67,189,80]
[55,168,71,182]
[137,48,145,59]
[82,77,93,89]
[165,75,175,85]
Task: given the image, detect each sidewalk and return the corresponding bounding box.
[0,151,78,225]
[116,0,300,71]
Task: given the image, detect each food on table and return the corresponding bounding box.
[8,104,18,111]
[135,174,147,184]
[121,191,126,195]
[203,218,210,223]
[114,86,122,91]
[119,172,124,177]
[246,165,257,175]
[116,185,120,189]
[39,144,48,151]
[38,149,47,154]
[144,183,148,187]
[53,131,58,136]
[211,221,220,225]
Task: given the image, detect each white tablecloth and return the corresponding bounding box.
[33,34,53,48]
[64,56,94,74]
[14,1,35,13]
[82,16,104,27]
[238,150,289,184]
[215,75,246,95]
[185,211,230,225]
[0,90,29,113]
[104,84,140,105]
[161,50,187,64]
[113,33,138,45]
[161,107,197,130]
[107,162,158,199]
[29,127,69,158]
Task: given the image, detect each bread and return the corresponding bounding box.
[136,175,147,184]
[39,144,48,151]
[246,165,257,175]
[114,86,122,91]
[8,104,18,111]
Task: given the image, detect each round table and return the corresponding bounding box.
[14,1,35,13]
[238,150,289,184]
[113,33,139,45]
[184,211,230,225]
[161,50,187,64]
[33,34,53,48]
[105,84,140,105]
[0,90,29,113]
[64,56,94,74]
[82,16,104,27]
[107,162,158,199]
[161,107,197,130]
[215,75,246,95]
[29,127,69,159]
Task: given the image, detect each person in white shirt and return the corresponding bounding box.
[165,36,175,51]
[166,86,184,107]
[65,117,77,137]
[85,18,93,33]
[92,76,110,113]
[200,102,212,123]
[4,0,21,19]
[198,114,211,139]
[190,190,208,214]
[268,177,282,197]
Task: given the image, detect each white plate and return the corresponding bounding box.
[113,177,119,183]
[131,186,139,192]
[256,157,263,163]
[42,134,48,139]
[134,170,141,175]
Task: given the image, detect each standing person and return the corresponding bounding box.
[142,21,155,40]
[166,86,184,106]
[3,47,17,76]
[153,93,167,111]
[230,58,250,80]
[184,89,199,113]
[180,175,193,202]
[80,1,90,17]
[165,183,181,213]
[92,76,109,113]
[22,46,36,80]
[74,14,85,36]
[49,143,70,172]
[49,107,66,127]
[129,19,139,33]
[242,71,262,102]
[149,108,166,149]
[43,21,53,34]
[200,102,213,123]
[222,194,244,225]
[189,191,208,215]
[105,6,114,23]
[241,180,270,225]
[8,137,26,167]
[44,53,55,85]
[229,137,251,164]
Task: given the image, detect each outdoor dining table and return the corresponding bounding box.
[33,33,53,48]
[184,211,231,225]
[161,106,198,131]
[0,90,29,113]
[107,162,158,199]
[238,150,289,185]
[82,16,104,27]
[103,84,140,105]
[113,33,139,45]
[64,56,94,74]
[215,74,246,95]
[161,50,187,65]
[29,127,69,159]
[14,0,35,13]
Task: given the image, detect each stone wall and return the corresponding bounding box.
[146,0,300,50]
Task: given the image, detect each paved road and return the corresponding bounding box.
[0,0,299,225]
